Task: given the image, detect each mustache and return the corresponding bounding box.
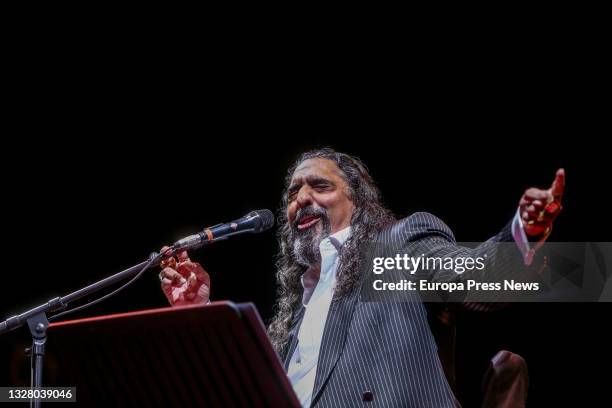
[292,206,329,230]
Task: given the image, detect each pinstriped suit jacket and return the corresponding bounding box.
[281,212,519,407]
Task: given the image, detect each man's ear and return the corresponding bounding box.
[345,185,356,201]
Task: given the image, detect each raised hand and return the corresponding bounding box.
[519,168,565,238]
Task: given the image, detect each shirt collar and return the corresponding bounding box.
[326,226,352,251]
[300,226,352,292]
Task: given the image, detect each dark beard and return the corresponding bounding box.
[291,207,331,267]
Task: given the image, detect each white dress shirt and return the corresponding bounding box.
[287,226,351,408]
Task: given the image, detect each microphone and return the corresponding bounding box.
[171,209,275,252]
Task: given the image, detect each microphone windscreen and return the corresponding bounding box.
[252,209,275,232]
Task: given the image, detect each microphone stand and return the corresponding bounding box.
[0,252,161,408]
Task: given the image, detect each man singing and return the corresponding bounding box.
[159,148,564,407]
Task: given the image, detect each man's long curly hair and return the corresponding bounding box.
[267,148,396,356]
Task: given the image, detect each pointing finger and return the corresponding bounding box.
[550,168,565,199]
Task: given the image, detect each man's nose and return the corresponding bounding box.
[296,186,314,209]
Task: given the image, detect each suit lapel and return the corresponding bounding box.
[310,288,360,406]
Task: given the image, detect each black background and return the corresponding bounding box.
[1,38,610,406]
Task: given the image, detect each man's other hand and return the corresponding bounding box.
[159,247,211,306]
[519,168,565,238]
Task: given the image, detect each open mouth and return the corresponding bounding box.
[297,215,321,230]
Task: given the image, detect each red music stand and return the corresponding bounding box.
[45,302,300,407]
